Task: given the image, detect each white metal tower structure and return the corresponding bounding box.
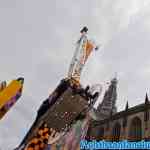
[68,27,99,83]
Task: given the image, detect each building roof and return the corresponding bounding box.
[92,102,150,126]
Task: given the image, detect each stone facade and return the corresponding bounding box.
[87,95,150,141]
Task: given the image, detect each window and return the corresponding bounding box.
[128,117,142,141]
[112,122,121,141]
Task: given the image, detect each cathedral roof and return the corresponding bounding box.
[91,101,150,126]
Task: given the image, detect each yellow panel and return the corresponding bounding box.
[0,80,22,109]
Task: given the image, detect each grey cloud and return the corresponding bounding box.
[0,0,150,149]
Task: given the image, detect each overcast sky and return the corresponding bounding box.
[0,0,150,149]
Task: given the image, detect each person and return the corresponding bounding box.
[0,81,6,92]
[44,129,65,150]
[17,77,24,84]
[89,92,99,106]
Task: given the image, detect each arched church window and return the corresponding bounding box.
[128,117,142,141]
[98,127,104,140]
[111,122,121,141]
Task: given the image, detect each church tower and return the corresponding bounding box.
[95,77,118,120]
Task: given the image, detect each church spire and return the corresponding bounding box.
[145,93,149,104]
[95,77,118,120]
[125,101,129,111]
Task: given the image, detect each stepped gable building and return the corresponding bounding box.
[87,78,150,141]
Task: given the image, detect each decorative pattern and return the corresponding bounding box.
[24,123,50,150]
